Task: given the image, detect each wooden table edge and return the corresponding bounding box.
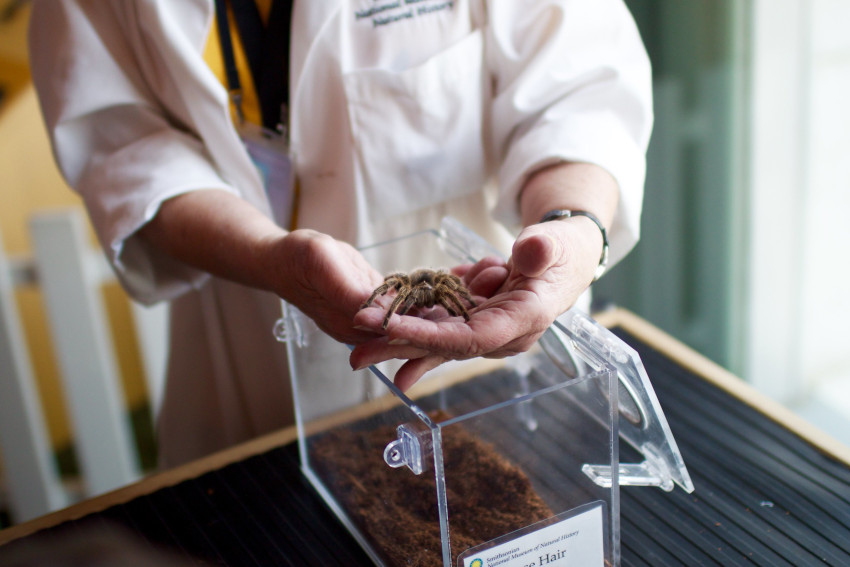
[0,426,298,546]
[594,307,850,467]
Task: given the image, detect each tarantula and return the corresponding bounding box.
[361,268,477,330]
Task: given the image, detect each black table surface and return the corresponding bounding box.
[2,328,849,566]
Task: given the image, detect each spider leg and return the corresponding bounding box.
[444,276,477,308]
[361,283,391,308]
[436,273,477,308]
[437,297,459,317]
[441,292,472,321]
[361,274,407,309]
[383,289,410,329]
[397,293,420,316]
[455,285,477,308]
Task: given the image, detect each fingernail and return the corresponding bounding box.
[388,338,410,346]
[353,325,372,332]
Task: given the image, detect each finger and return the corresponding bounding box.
[339,327,387,346]
[481,330,545,360]
[349,336,429,370]
[354,300,475,336]
[385,315,480,354]
[359,288,548,360]
[352,303,393,331]
[465,264,509,298]
[454,256,504,282]
[394,355,446,392]
[449,262,475,278]
[307,310,384,345]
[384,306,523,360]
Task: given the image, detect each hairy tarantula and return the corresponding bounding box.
[361,268,477,330]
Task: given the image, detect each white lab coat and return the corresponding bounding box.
[29,0,652,467]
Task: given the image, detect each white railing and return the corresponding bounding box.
[0,208,167,523]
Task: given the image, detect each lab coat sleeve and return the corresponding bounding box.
[487,0,653,267]
[28,0,239,304]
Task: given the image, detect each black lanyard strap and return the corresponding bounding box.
[214,0,293,132]
[214,0,245,123]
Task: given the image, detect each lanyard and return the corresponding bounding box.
[214,0,293,133]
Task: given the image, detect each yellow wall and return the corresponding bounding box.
[1,5,149,451]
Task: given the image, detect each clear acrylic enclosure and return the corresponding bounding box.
[277,218,692,567]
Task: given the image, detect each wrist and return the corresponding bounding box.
[539,209,609,281]
[264,228,313,301]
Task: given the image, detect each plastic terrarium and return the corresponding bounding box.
[276,218,693,567]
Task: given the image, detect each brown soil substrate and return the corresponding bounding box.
[310,412,553,566]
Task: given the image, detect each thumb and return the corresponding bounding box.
[512,230,561,277]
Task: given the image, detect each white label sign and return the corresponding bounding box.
[459,502,605,567]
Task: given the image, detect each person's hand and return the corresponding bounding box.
[137,189,386,346]
[349,216,602,390]
[275,229,386,345]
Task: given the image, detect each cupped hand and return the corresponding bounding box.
[349,218,602,391]
[276,229,386,345]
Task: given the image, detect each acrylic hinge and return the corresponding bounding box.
[383,424,433,475]
[581,460,675,492]
[272,312,306,347]
[272,318,288,342]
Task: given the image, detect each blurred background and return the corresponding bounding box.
[1,0,848,528]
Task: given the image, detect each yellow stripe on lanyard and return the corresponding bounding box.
[203,0,273,127]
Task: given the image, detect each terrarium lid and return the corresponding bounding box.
[439,217,695,493]
[548,310,694,493]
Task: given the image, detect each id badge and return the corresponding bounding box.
[239,122,297,229]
